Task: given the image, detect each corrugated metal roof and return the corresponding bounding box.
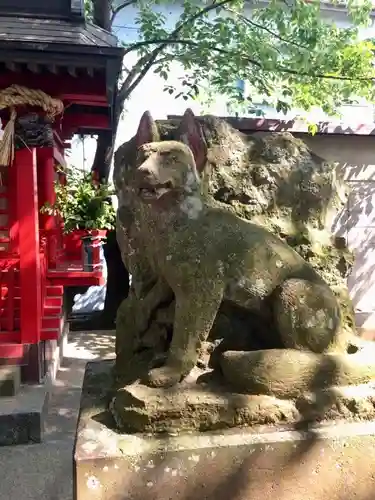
[166,115,375,137]
[0,16,120,48]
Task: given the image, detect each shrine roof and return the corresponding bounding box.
[0,16,120,52]
[0,14,124,128]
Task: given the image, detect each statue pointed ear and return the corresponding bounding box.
[135,111,160,148]
[178,108,207,173]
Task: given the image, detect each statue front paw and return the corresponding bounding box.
[145,366,182,388]
[135,315,149,333]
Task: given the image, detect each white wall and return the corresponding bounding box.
[301,133,375,330]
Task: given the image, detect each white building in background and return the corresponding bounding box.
[70,1,375,170]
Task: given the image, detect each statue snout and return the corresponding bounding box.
[136,162,156,183]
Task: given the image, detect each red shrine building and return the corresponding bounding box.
[0,0,123,444]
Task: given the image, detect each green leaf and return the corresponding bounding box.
[308,123,319,136]
[84,0,93,20]
[43,167,116,233]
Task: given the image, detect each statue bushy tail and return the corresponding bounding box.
[220,345,375,399]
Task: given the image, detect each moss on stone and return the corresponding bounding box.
[114,113,357,375]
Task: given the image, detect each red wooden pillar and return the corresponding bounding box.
[15,148,42,345]
[37,148,57,268]
[8,157,19,255]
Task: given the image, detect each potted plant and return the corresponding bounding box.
[41,166,116,271]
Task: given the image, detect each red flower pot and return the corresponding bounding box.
[63,229,107,264]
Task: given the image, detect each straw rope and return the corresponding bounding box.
[0,84,64,167]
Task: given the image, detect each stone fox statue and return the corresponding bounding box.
[122,109,375,394]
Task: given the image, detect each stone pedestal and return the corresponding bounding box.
[74,360,375,500]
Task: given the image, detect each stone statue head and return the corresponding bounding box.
[135,141,200,202]
[132,109,209,204]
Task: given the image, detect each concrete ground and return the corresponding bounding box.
[0,330,115,500]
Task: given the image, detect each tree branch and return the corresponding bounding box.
[120,38,375,82]
[117,0,237,104]
[224,8,310,50]
[114,0,375,118]
[110,0,137,27]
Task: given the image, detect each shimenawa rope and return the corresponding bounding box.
[0,84,64,167]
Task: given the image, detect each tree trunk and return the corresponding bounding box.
[91,129,115,183]
[89,1,132,328]
[100,229,129,328]
[90,105,130,328]
[93,0,112,30]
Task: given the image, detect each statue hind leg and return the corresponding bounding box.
[272,278,347,354]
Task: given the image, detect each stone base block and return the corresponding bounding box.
[0,383,48,446]
[74,360,375,500]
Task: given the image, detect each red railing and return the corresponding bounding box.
[40,223,64,270]
[0,256,20,337]
[39,236,48,317]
